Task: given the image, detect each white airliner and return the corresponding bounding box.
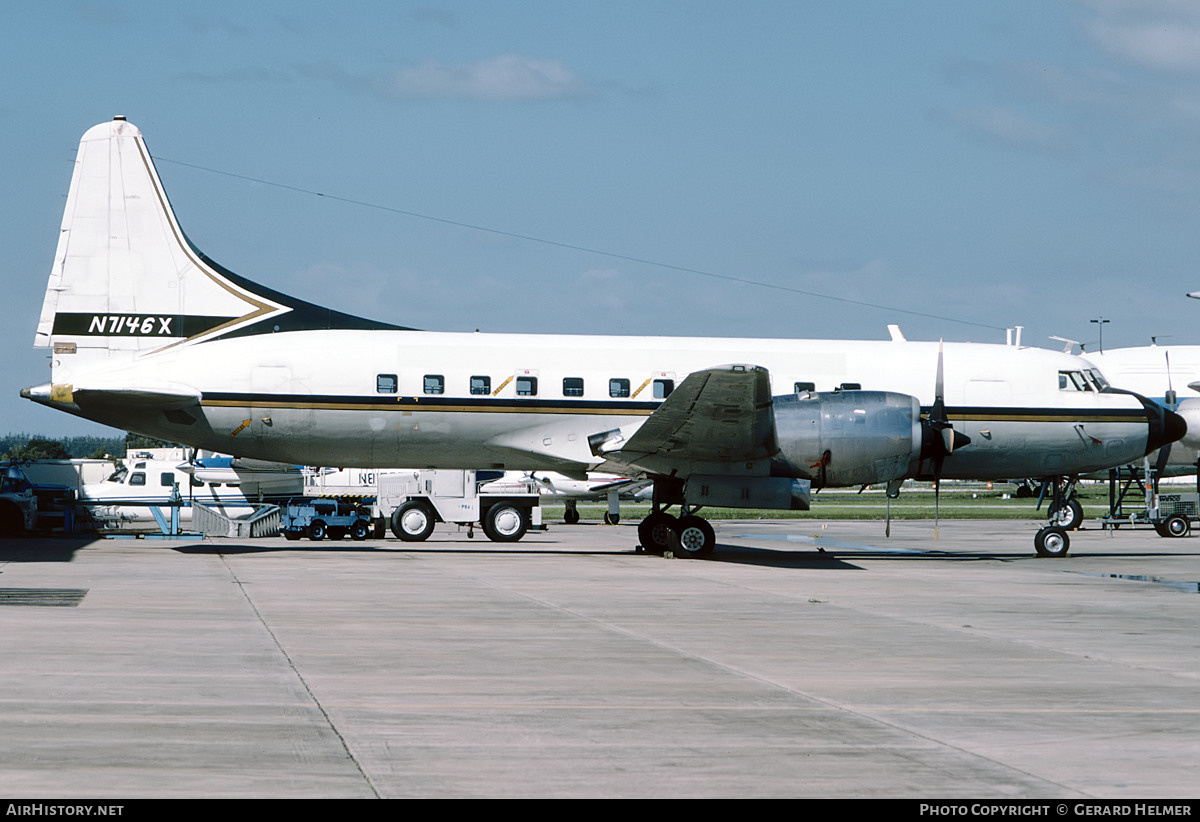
[1083,344,1200,475]
[22,118,1186,556]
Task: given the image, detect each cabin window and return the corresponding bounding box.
[159,473,174,487]
[794,381,816,393]
[563,377,584,397]
[129,472,146,486]
[470,376,491,395]
[610,378,630,398]
[377,374,398,394]
[516,376,538,396]
[423,375,445,395]
[654,379,674,399]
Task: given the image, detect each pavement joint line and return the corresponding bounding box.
[216,550,380,798]
[435,557,1078,796]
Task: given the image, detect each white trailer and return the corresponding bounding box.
[377,470,542,542]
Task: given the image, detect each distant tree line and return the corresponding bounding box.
[0,432,179,461]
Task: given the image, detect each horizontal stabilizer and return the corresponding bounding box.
[75,385,202,411]
[22,381,200,411]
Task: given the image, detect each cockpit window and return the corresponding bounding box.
[1087,369,1109,391]
[1059,370,1095,392]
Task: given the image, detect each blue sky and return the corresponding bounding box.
[5,1,1200,436]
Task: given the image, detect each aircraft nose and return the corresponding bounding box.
[1145,398,1188,455]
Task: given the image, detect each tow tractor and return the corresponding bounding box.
[280,498,372,541]
[377,470,542,542]
[0,462,38,537]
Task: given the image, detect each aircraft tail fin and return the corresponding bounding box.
[35,117,405,361]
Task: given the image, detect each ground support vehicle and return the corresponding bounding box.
[1087,462,1200,543]
[1035,463,1200,557]
[280,498,372,541]
[378,470,542,543]
[0,462,38,537]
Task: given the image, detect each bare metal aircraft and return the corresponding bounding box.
[23,119,1186,556]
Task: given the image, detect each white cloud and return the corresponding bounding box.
[383,55,587,101]
[1078,0,1200,72]
[936,106,1064,151]
[1087,17,1200,72]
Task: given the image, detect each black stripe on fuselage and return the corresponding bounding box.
[201,392,662,415]
[197,392,1149,423]
[929,405,1147,423]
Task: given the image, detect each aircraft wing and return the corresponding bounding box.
[598,364,779,475]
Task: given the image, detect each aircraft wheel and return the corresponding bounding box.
[1162,515,1191,538]
[1034,526,1070,558]
[1049,499,1084,530]
[563,507,580,525]
[603,511,620,525]
[307,520,327,541]
[675,515,716,558]
[0,502,23,537]
[392,501,435,542]
[637,512,678,554]
[350,520,370,541]
[485,504,528,542]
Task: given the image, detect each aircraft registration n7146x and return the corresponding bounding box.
[22,118,1186,556]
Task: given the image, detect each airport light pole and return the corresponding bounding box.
[1091,317,1109,353]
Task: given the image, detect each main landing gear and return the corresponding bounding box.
[637,507,717,558]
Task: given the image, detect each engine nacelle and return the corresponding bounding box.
[772,391,924,488]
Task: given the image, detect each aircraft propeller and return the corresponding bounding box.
[919,342,972,540]
[1153,349,1177,488]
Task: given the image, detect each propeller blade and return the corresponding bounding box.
[1164,350,1179,409]
[937,340,945,398]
